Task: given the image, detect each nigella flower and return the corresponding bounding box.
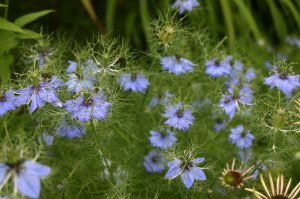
[149,129,177,149]
[214,118,227,133]
[160,55,195,75]
[15,83,62,113]
[252,161,267,180]
[165,157,206,189]
[172,0,200,14]
[40,131,54,146]
[205,56,232,78]
[0,90,16,117]
[0,160,51,199]
[41,73,64,90]
[143,151,166,173]
[229,125,254,149]
[238,148,252,162]
[219,84,253,119]
[162,102,194,131]
[149,92,173,108]
[64,91,111,122]
[57,118,85,138]
[118,73,150,93]
[264,73,300,96]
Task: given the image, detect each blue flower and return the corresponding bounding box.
[160,56,195,75]
[252,161,267,180]
[229,125,254,149]
[165,158,206,189]
[143,151,166,173]
[40,131,54,146]
[162,102,194,131]
[0,90,16,117]
[214,118,227,133]
[264,73,300,96]
[149,92,173,108]
[57,119,85,138]
[42,74,64,90]
[118,73,150,93]
[205,56,231,78]
[149,129,177,149]
[15,83,62,113]
[245,68,256,82]
[64,91,111,122]
[0,163,9,185]
[15,161,51,199]
[172,0,200,14]
[238,148,253,162]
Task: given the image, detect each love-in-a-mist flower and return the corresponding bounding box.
[149,92,173,108]
[229,125,254,149]
[118,73,150,93]
[57,118,85,138]
[165,157,206,189]
[143,151,166,173]
[205,56,232,78]
[15,83,62,113]
[162,102,194,131]
[64,91,111,122]
[41,73,64,90]
[172,0,200,14]
[219,84,253,119]
[264,73,300,96]
[160,55,195,75]
[0,160,51,199]
[252,161,267,180]
[40,131,54,146]
[149,129,177,149]
[0,90,16,117]
[214,118,227,133]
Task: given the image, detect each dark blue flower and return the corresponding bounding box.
[162,102,194,131]
[64,91,111,122]
[172,0,200,14]
[160,56,195,75]
[15,83,62,113]
[229,125,254,149]
[205,56,231,78]
[165,158,206,189]
[0,90,16,117]
[143,151,166,173]
[118,73,150,93]
[264,73,300,96]
[149,129,177,149]
[57,118,85,138]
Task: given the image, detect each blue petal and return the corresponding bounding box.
[190,158,205,165]
[165,167,181,179]
[24,161,51,177]
[16,172,41,199]
[0,163,9,184]
[189,167,206,180]
[181,170,194,189]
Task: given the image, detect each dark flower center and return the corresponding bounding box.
[131,73,137,81]
[270,195,289,199]
[175,54,182,63]
[33,84,40,91]
[241,131,247,137]
[75,73,83,80]
[0,94,6,102]
[41,73,52,82]
[151,156,159,163]
[176,110,184,118]
[215,118,223,124]
[224,97,231,104]
[6,160,25,174]
[215,60,220,66]
[224,170,243,187]
[84,98,93,106]
[279,74,288,80]
[180,161,193,171]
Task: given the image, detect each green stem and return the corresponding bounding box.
[4,0,9,19]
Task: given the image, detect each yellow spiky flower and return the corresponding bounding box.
[220,159,254,189]
[245,173,300,199]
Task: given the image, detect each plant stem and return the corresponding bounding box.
[4,0,9,19]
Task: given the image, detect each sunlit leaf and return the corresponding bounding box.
[14,10,54,28]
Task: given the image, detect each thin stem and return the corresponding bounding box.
[4,0,9,19]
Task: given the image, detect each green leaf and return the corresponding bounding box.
[17,29,42,39]
[0,3,8,7]
[14,10,54,28]
[0,53,14,85]
[0,31,19,53]
[0,17,25,33]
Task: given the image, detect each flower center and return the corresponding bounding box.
[176,110,184,118]
[224,97,231,104]
[41,73,52,82]
[131,73,137,81]
[180,161,193,171]
[84,98,93,106]
[175,54,182,63]
[0,94,6,102]
[215,60,221,67]
[151,156,159,163]
[279,74,288,80]
[224,170,243,187]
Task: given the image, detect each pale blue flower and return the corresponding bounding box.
[149,92,173,108]
[205,56,232,78]
[172,0,200,14]
[40,131,54,146]
[214,119,227,133]
[149,129,177,149]
[0,90,16,117]
[229,125,254,149]
[160,56,195,75]
[162,102,194,131]
[165,157,206,189]
[57,119,85,138]
[119,73,150,93]
[143,151,166,173]
[264,73,300,96]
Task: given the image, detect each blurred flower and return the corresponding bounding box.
[41,74,64,90]
[220,159,254,189]
[118,73,150,93]
[149,129,177,149]
[172,0,200,14]
[149,92,173,108]
[245,174,300,199]
[165,157,206,189]
[0,90,16,117]
[40,131,54,146]
[160,55,195,75]
[15,83,62,113]
[0,160,51,199]
[64,91,111,122]
[214,118,227,133]
[264,73,300,96]
[238,148,252,163]
[229,125,254,149]
[205,56,231,78]
[57,119,85,138]
[143,151,166,173]
[162,102,194,131]
[251,161,267,180]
